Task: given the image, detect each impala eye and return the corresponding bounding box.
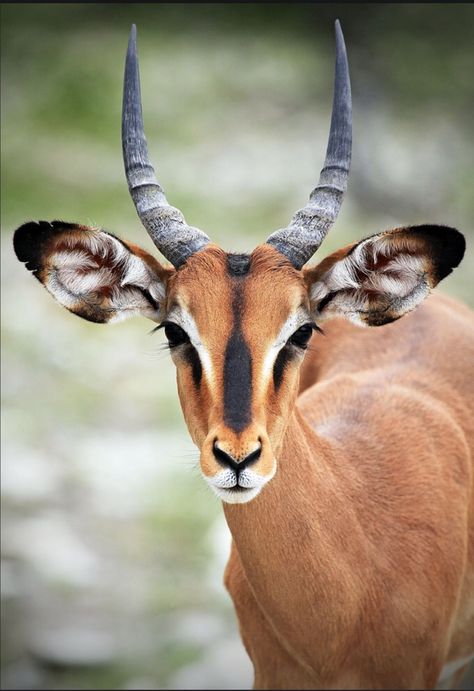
[288,323,314,349]
[163,322,190,348]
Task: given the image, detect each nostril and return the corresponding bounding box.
[212,440,262,471]
[213,441,238,470]
[243,444,261,467]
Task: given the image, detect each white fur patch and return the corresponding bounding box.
[52,249,99,270]
[46,231,165,322]
[212,486,263,504]
[309,232,429,322]
[260,307,310,388]
[384,253,424,277]
[62,267,115,294]
[203,462,276,504]
[205,463,276,504]
[166,306,214,383]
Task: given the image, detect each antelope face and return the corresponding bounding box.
[13,23,465,506]
[165,244,310,503]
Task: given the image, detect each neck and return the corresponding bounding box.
[223,407,369,677]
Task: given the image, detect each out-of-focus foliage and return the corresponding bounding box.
[2,4,473,690]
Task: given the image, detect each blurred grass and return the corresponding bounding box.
[2,4,474,255]
[1,4,474,690]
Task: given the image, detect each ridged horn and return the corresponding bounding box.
[266,20,352,269]
[122,24,210,268]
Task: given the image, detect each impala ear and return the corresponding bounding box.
[13,221,173,324]
[304,225,465,326]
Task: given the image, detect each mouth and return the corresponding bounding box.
[204,465,276,504]
[211,484,263,504]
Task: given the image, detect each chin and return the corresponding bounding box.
[210,485,263,504]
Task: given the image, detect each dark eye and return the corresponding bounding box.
[164,322,190,348]
[288,323,314,349]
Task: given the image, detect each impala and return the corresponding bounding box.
[13,22,474,690]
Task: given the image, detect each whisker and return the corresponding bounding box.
[141,343,172,361]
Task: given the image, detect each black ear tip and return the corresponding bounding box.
[448,226,466,266]
[13,220,65,271]
[13,221,43,263]
[14,220,79,266]
[430,224,465,266]
[413,224,466,281]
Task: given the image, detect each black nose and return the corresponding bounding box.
[213,441,261,472]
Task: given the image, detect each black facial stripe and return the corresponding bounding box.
[184,345,202,389]
[273,346,292,390]
[224,329,252,432]
[227,253,251,276]
[223,287,252,432]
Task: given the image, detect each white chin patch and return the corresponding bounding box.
[204,465,276,504]
[210,485,263,504]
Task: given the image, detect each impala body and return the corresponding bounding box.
[14,22,474,689]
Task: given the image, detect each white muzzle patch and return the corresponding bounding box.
[204,465,276,504]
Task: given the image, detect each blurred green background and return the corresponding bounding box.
[2,3,473,690]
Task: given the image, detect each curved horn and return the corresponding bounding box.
[266,20,352,269]
[122,25,210,268]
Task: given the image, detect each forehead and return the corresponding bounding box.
[166,244,307,335]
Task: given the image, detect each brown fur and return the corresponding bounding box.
[166,244,306,472]
[163,243,474,688]
[224,292,474,689]
[14,221,474,688]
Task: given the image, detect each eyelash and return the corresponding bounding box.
[153,320,190,349]
[287,322,322,349]
[152,320,323,352]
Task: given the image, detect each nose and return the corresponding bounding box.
[212,439,262,472]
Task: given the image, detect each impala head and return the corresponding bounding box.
[13,23,465,504]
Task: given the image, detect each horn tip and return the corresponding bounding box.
[334,19,348,67]
[126,24,138,65]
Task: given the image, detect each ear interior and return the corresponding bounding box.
[305,225,465,326]
[14,221,170,324]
